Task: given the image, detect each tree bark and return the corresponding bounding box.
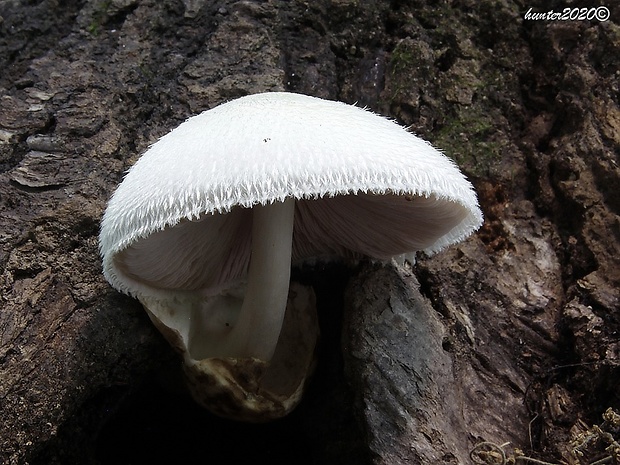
[0,1,618,464]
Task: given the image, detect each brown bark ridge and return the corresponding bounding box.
[1,1,618,464]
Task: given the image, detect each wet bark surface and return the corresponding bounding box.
[1,1,619,464]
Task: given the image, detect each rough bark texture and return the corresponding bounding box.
[1,1,619,464]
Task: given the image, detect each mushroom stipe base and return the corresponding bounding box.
[147,282,318,422]
[184,358,300,422]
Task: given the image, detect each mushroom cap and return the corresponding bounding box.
[100,92,483,300]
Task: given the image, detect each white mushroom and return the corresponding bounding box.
[99,92,483,421]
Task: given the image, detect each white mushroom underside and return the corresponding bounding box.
[115,192,469,294]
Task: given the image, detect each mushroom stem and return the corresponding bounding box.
[228,198,295,361]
